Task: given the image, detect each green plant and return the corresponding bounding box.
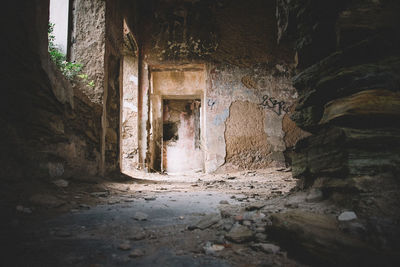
[88,80,95,87]
[48,23,87,82]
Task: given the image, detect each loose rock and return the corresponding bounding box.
[252,243,280,254]
[203,242,225,255]
[129,248,145,258]
[338,211,357,221]
[52,179,69,188]
[90,191,109,197]
[306,189,324,203]
[245,202,265,211]
[118,242,131,251]
[129,230,146,241]
[189,213,220,230]
[225,223,254,243]
[133,212,149,221]
[16,205,32,214]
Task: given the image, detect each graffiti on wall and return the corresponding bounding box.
[207,99,217,110]
[259,95,290,116]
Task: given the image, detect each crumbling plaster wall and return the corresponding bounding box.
[135,0,308,172]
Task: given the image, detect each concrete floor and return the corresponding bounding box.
[2,168,304,267]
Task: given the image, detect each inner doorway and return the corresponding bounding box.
[162,99,203,174]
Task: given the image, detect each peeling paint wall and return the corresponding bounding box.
[135,0,307,172]
[205,64,299,171]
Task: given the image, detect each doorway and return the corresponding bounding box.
[162,99,203,174]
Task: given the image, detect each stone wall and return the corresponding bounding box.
[133,0,308,172]
[70,0,106,104]
[1,0,102,180]
[276,0,400,256]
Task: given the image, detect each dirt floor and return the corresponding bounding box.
[1,168,336,266]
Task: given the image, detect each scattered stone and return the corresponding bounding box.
[219,200,229,205]
[243,220,252,227]
[234,215,244,222]
[52,179,69,188]
[284,202,299,208]
[306,189,324,203]
[79,204,90,209]
[118,242,131,251]
[133,212,149,221]
[203,242,225,255]
[255,233,268,242]
[30,194,65,208]
[189,213,220,230]
[90,191,109,197]
[129,248,145,258]
[235,195,248,201]
[245,202,265,211]
[16,205,32,214]
[221,221,234,231]
[252,243,280,254]
[175,250,185,256]
[244,211,265,221]
[220,208,234,218]
[144,196,157,201]
[255,227,265,233]
[338,211,357,222]
[226,176,236,180]
[108,199,120,205]
[128,230,146,241]
[225,224,254,243]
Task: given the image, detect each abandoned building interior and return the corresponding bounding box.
[1,0,400,266]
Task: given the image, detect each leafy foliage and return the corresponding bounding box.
[48,23,94,87]
[48,23,83,79]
